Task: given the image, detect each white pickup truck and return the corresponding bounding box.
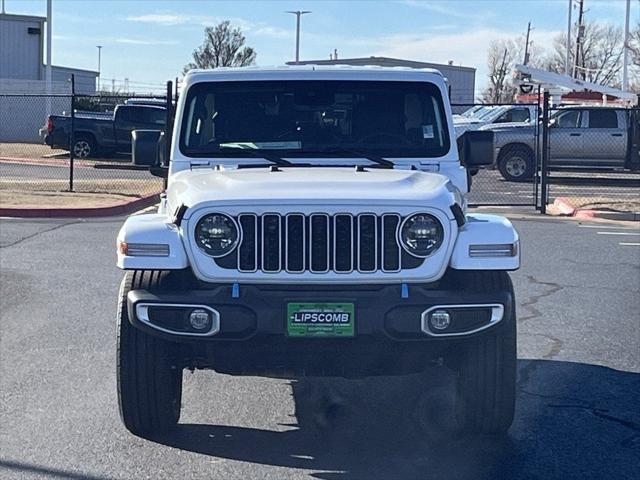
[115,66,520,438]
[454,104,538,137]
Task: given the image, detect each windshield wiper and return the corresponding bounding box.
[218,145,293,167]
[307,149,395,169]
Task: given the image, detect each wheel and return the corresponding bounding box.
[71,135,96,159]
[117,271,182,437]
[451,271,516,435]
[498,146,534,182]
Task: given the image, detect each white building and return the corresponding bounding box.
[0,12,99,142]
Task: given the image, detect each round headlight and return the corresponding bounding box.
[195,213,240,258]
[399,213,444,257]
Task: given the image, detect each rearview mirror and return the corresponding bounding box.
[457,130,494,168]
[132,129,168,178]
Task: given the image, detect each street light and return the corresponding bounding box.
[286,10,311,64]
[96,45,102,92]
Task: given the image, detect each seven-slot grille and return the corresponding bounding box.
[214,213,425,273]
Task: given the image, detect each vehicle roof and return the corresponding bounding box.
[558,104,629,110]
[182,65,446,87]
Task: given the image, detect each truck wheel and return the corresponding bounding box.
[453,271,516,435]
[498,147,534,182]
[117,271,182,437]
[72,135,95,158]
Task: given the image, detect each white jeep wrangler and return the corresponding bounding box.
[116,66,520,438]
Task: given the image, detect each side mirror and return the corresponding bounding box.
[132,129,168,178]
[457,130,494,168]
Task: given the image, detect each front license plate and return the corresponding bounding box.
[287,303,355,337]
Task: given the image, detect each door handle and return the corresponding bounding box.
[569,133,581,136]
[611,133,623,137]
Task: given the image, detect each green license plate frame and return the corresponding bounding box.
[286,302,355,337]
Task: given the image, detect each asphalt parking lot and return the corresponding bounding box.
[0,213,639,480]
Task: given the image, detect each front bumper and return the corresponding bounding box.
[126,283,513,377]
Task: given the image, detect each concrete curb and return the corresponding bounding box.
[552,197,640,222]
[0,194,159,218]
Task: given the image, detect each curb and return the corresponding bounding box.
[0,194,159,218]
[552,197,640,222]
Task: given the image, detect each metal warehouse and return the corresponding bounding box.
[0,12,98,142]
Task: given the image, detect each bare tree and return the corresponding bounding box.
[627,21,640,68]
[184,21,256,73]
[546,21,624,86]
[482,40,516,103]
[481,35,545,103]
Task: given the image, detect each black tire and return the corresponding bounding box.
[117,271,182,437]
[452,271,516,435]
[498,146,534,182]
[71,134,96,159]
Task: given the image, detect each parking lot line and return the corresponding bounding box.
[596,232,640,236]
[578,225,639,230]
[619,242,640,246]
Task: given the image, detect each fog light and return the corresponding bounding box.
[189,309,211,330]
[430,310,451,330]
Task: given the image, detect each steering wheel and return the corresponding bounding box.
[357,132,412,146]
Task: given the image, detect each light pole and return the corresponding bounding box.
[96,45,102,92]
[565,0,572,76]
[622,0,631,91]
[286,10,311,64]
[45,0,52,116]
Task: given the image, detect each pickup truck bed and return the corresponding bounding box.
[44,104,166,158]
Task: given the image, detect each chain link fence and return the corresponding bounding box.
[0,93,165,208]
[1,92,638,213]
[452,102,541,207]
[544,106,640,212]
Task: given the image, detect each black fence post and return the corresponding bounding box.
[69,74,75,192]
[534,85,541,209]
[164,80,174,190]
[540,91,550,214]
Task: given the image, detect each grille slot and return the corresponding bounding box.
[262,214,281,272]
[217,213,423,273]
[310,214,330,273]
[285,214,305,273]
[357,214,377,272]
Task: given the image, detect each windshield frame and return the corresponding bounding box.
[178,80,451,160]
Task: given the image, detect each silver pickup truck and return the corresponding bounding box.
[485,106,638,181]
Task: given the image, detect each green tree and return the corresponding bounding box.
[184,21,256,73]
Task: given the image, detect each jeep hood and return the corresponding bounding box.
[167,167,459,214]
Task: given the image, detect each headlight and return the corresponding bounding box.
[399,213,444,257]
[195,213,240,257]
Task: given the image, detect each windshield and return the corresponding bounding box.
[460,105,484,118]
[476,106,506,121]
[180,80,450,159]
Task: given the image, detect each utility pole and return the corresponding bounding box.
[96,45,102,92]
[45,0,52,116]
[566,0,572,76]
[572,0,585,80]
[622,0,631,91]
[286,10,311,64]
[523,22,533,65]
[1,0,6,14]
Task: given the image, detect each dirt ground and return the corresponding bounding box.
[0,143,68,159]
[0,189,142,209]
[569,197,640,213]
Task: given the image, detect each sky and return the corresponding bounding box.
[4,0,635,94]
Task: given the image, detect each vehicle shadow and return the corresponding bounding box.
[154,360,640,480]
